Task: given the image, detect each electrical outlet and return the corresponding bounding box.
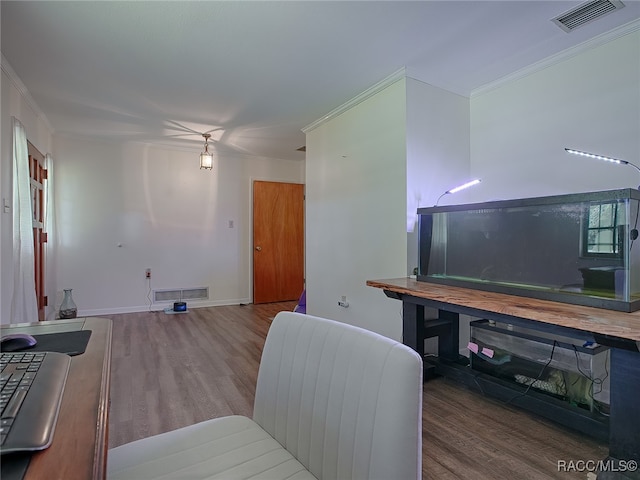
[145,268,151,279]
[338,295,349,308]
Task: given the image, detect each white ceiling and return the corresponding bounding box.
[2,1,639,161]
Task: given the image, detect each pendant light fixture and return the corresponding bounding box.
[200,133,213,170]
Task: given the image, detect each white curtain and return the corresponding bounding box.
[44,152,58,320]
[11,117,38,323]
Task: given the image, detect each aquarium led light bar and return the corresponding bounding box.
[447,179,481,194]
[436,179,481,205]
[565,148,640,172]
[565,148,640,189]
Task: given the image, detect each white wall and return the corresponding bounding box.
[305,30,639,351]
[405,77,471,275]
[305,79,407,340]
[2,57,303,322]
[52,135,303,316]
[304,76,472,342]
[1,61,53,323]
[470,30,640,202]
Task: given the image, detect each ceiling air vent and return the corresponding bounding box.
[552,0,625,32]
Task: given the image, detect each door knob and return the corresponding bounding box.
[255,246,262,251]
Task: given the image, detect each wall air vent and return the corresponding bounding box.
[552,0,625,32]
[153,287,209,303]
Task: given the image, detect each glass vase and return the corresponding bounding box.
[59,288,77,319]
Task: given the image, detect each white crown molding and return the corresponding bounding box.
[472,18,640,98]
[302,67,406,133]
[1,54,54,133]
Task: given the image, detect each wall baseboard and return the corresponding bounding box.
[78,298,253,317]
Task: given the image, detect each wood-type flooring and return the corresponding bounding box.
[107,302,608,479]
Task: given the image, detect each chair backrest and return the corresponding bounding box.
[253,312,423,480]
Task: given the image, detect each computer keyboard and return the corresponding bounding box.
[0,351,70,454]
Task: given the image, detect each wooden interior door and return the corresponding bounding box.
[253,181,304,304]
[28,142,47,320]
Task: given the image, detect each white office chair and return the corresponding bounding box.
[108,311,423,479]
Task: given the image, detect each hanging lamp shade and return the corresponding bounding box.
[200,133,213,170]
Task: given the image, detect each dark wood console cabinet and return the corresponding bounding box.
[368,277,640,480]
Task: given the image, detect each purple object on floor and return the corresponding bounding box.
[293,289,306,314]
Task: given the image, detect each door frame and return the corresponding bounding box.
[28,142,47,320]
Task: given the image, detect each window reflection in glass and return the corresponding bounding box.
[585,202,620,256]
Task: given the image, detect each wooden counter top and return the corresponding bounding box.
[367,277,640,342]
[1,317,112,480]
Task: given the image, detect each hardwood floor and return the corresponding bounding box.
[107,303,608,479]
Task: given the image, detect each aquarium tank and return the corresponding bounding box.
[417,189,640,312]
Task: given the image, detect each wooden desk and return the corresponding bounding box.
[1,317,112,480]
[368,278,640,478]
